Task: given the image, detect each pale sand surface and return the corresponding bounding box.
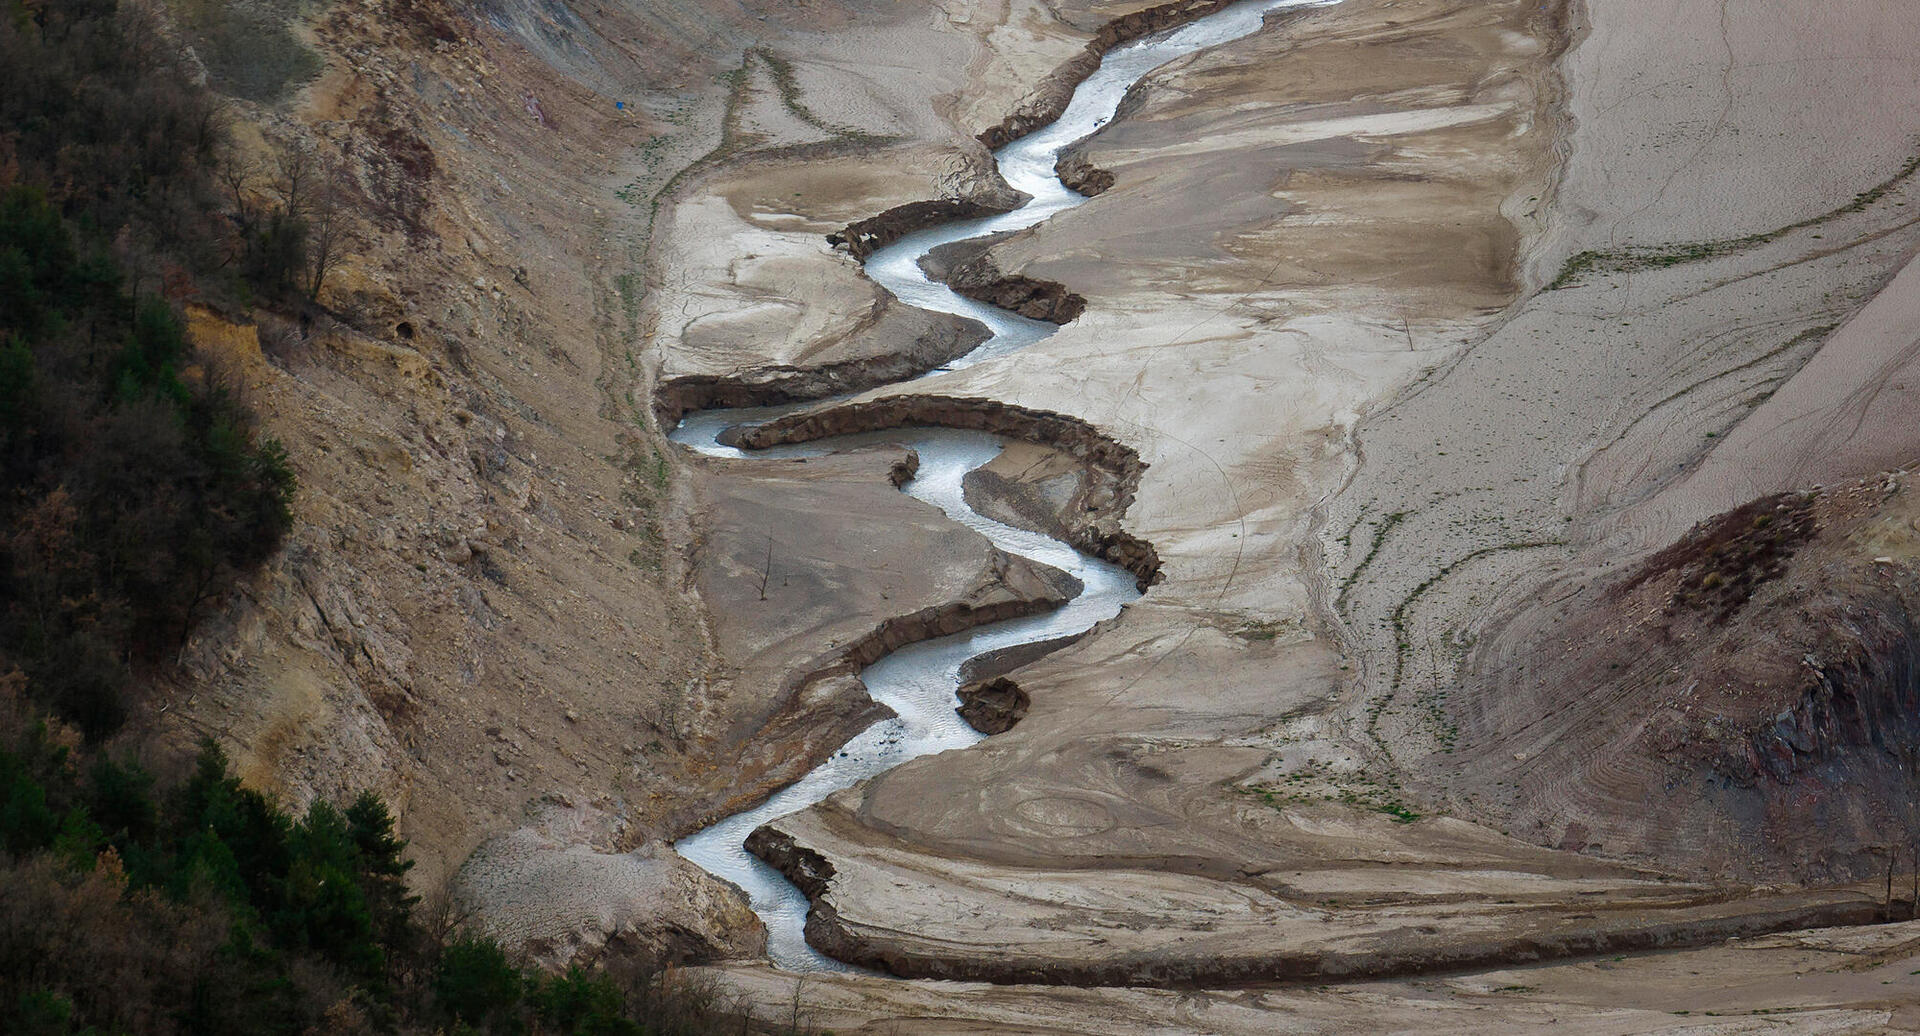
[628,0,1920,1017]
[1330,0,1920,751]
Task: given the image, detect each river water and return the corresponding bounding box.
[670,0,1322,972]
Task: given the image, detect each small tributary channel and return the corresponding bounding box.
[670,0,1325,972]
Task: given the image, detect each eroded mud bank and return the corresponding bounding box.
[735,394,1161,587]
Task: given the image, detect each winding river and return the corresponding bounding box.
[670,0,1321,973]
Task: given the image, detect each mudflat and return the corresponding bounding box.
[641,0,1920,1022]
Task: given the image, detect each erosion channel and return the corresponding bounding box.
[669,0,1325,972]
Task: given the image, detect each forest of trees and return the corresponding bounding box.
[0,718,741,1034]
[1,0,309,735]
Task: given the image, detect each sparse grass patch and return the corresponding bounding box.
[1238,767,1422,825]
[749,47,894,147]
[1231,618,1290,641]
[1336,510,1409,606]
[1363,539,1565,756]
[1549,149,1920,289]
[614,271,643,337]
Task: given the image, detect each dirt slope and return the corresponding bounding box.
[1327,0,1920,881]
[154,0,1064,964]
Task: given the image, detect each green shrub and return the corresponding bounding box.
[534,967,643,1036]
[435,936,525,1031]
[0,188,299,735]
[0,711,754,1036]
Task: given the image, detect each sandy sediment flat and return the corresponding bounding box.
[638,0,1920,1019]
[1329,0,1920,745]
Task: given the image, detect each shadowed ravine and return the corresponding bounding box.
[669,0,1326,973]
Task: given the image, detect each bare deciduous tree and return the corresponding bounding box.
[303,154,362,302]
[270,144,311,217]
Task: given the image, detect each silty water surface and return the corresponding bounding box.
[671,0,1326,971]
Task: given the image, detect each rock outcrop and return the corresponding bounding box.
[956,676,1029,734]
[944,253,1088,323]
[886,449,920,488]
[1054,148,1115,197]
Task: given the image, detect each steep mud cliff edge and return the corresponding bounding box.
[736,394,1160,586]
[828,198,1019,261]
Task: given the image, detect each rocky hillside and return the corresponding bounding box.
[145,0,945,960]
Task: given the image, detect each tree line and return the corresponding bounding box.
[1,701,747,1034]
